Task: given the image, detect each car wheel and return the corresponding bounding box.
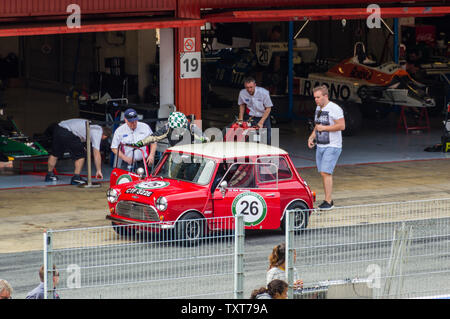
[357,85,369,101]
[175,212,206,246]
[281,201,310,233]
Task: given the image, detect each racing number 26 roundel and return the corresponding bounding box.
[232,192,267,226]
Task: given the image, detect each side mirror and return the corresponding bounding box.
[219,180,228,189]
[219,180,228,198]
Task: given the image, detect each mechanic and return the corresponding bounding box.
[307,85,345,210]
[132,111,208,148]
[45,119,112,185]
[237,76,273,145]
[111,108,156,172]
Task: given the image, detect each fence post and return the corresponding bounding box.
[234,214,245,299]
[286,209,295,299]
[79,120,101,188]
[43,230,54,299]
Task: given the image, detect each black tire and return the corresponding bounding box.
[0,152,8,162]
[175,212,206,247]
[357,86,369,101]
[281,201,310,233]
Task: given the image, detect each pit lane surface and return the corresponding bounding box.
[1,159,450,298]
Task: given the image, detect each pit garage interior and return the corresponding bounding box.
[0,0,449,191]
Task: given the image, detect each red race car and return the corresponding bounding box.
[106,142,315,240]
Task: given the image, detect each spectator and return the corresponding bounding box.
[111,108,157,172]
[0,279,13,299]
[26,265,60,299]
[307,85,345,210]
[45,119,112,185]
[250,279,288,299]
[267,243,303,289]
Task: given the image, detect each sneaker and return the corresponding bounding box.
[71,175,87,185]
[45,173,58,182]
[318,200,334,211]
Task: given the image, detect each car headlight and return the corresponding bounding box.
[107,188,119,203]
[156,196,168,211]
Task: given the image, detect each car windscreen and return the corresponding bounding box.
[154,152,216,185]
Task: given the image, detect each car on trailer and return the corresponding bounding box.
[106,141,315,242]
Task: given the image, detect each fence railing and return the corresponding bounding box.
[44,216,238,299]
[286,198,450,299]
[43,198,450,299]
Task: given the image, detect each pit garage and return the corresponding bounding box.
[0,0,450,300]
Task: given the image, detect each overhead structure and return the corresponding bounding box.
[204,6,450,23]
[0,0,448,120]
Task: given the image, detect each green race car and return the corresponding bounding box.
[0,112,48,162]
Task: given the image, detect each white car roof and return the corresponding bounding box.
[168,142,288,159]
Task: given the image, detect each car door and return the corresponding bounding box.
[212,162,280,230]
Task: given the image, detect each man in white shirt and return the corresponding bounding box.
[45,119,112,185]
[111,108,156,171]
[237,77,273,144]
[307,85,345,210]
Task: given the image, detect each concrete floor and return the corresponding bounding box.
[2,87,449,188]
[1,87,450,253]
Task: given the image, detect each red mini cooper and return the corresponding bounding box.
[106,142,315,240]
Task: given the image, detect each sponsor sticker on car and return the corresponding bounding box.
[232,192,267,226]
[135,181,170,189]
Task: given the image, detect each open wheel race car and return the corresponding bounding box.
[0,110,48,162]
[106,142,315,244]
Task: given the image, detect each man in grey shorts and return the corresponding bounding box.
[307,85,345,210]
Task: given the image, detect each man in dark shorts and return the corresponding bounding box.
[45,119,111,185]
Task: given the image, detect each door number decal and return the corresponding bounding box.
[232,192,267,226]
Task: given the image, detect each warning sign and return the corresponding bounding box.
[183,38,195,52]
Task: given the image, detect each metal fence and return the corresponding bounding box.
[286,198,450,299]
[43,198,450,299]
[44,216,238,299]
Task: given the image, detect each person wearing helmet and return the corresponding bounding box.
[131,111,209,148]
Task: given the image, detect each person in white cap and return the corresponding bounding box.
[111,108,156,171]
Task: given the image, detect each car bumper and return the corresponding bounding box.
[106,215,175,230]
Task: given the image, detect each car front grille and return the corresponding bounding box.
[116,201,159,222]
